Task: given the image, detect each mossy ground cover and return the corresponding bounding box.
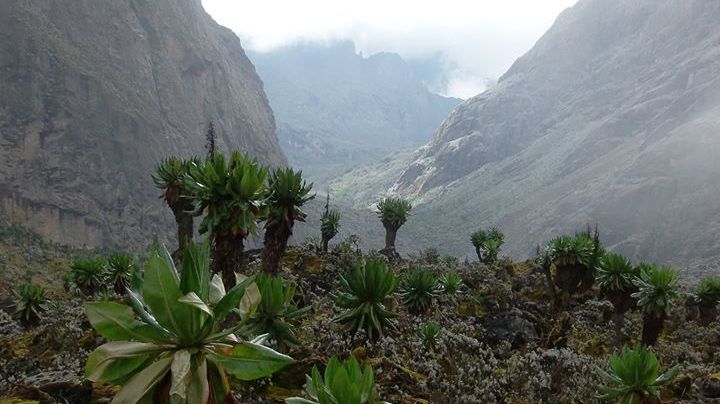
[0,234,719,403]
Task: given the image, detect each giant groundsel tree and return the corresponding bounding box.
[596,253,638,344]
[320,210,341,253]
[153,157,196,259]
[470,227,504,264]
[376,197,412,257]
[695,277,720,325]
[545,232,603,302]
[632,264,679,346]
[184,152,268,288]
[262,167,314,274]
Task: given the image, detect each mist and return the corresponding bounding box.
[201,0,577,98]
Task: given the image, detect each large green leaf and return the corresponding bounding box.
[329,368,354,403]
[85,341,163,383]
[126,289,174,341]
[88,357,149,385]
[359,366,375,402]
[85,301,167,343]
[158,242,181,283]
[180,241,210,301]
[142,250,194,341]
[307,368,322,400]
[212,341,293,381]
[111,355,173,404]
[214,275,255,322]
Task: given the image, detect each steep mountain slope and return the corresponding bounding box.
[381,0,720,271]
[0,0,287,249]
[249,42,460,183]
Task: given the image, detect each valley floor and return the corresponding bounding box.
[0,235,720,403]
[0,228,719,403]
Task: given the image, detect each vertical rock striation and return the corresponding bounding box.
[0,0,287,248]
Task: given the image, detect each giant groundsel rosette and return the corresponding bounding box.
[84,241,293,403]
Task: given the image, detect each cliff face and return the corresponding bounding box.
[249,42,460,183]
[0,0,287,248]
[385,0,720,271]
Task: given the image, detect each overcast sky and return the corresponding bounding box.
[202,0,578,99]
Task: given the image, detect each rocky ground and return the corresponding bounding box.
[0,231,719,403]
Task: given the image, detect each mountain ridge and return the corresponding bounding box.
[337,0,720,276]
[0,0,287,249]
[249,41,460,183]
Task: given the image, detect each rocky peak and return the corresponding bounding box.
[394,0,720,196]
[0,0,287,249]
[386,0,720,271]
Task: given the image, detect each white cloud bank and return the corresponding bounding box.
[202,0,577,98]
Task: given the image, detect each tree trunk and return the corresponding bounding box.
[475,246,483,262]
[384,226,397,251]
[170,199,194,261]
[577,266,595,293]
[699,304,718,326]
[611,311,625,346]
[176,211,194,251]
[321,238,329,253]
[555,264,584,296]
[541,262,559,309]
[607,291,634,346]
[380,217,401,260]
[262,224,291,274]
[380,226,400,261]
[641,313,665,346]
[213,232,244,289]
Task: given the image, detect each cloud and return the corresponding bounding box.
[202,0,577,98]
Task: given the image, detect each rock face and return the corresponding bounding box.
[0,0,287,248]
[389,0,720,271]
[249,41,460,183]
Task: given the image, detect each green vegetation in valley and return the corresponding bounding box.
[440,271,464,295]
[333,259,398,339]
[84,242,293,403]
[320,210,341,253]
[376,197,412,257]
[416,322,442,347]
[398,268,442,314]
[286,356,387,404]
[3,153,720,403]
[544,229,603,303]
[64,257,107,296]
[184,152,269,288]
[632,265,680,346]
[262,168,314,274]
[596,344,679,403]
[470,227,504,264]
[596,253,638,343]
[695,277,720,325]
[105,252,140,295]
[13,283,48,326]
[240,273,310,351]
[153,157,197,259]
